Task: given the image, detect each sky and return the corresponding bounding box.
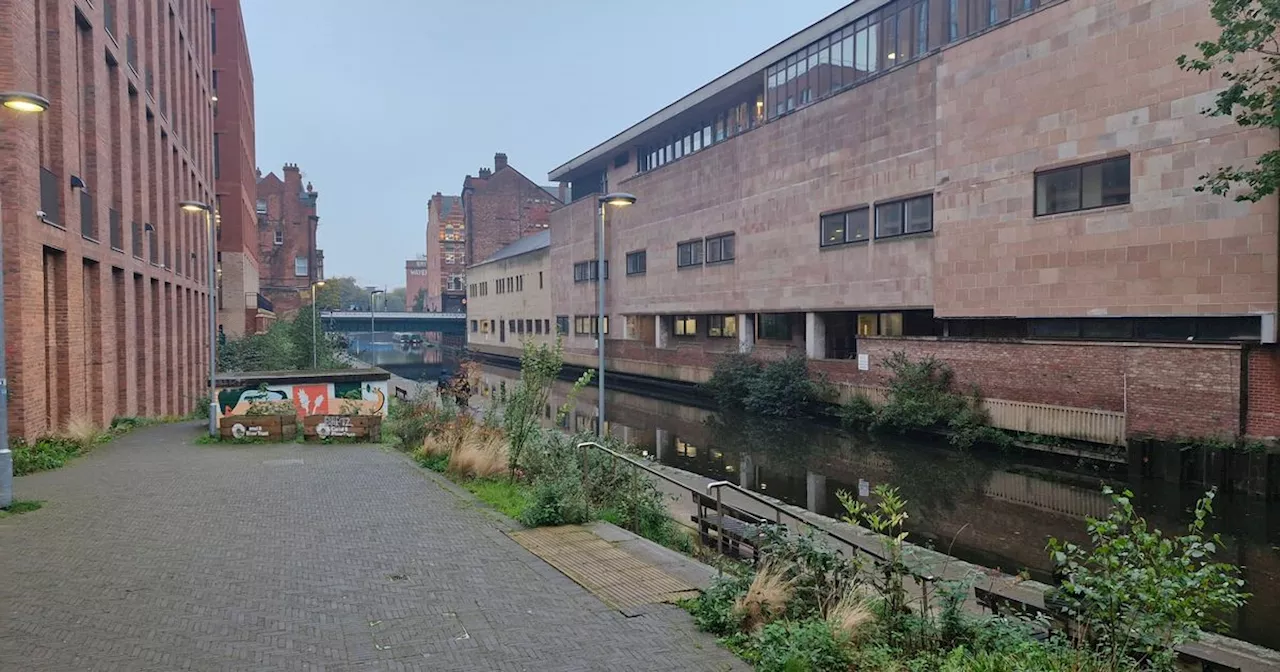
[242,0,848,289]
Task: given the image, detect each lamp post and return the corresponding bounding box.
[594,192,636,437]
[0,91,50,510]
[311,280,326,367]
[369,288,384,348]
[179,199,217,437]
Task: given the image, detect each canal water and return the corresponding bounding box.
[470,362,1280,650]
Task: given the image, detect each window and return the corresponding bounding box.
[525,319,533,333]
[574,316,609,335]
[820,208,870,246]
[875,195,933,238]
[544,319,551,334]
[535,320,542,335]
[470,320,478,333]
[509,319,516,333]
[880,312,904,336]
[539,271,543,289]
[556,316,569,334]
[674,315,698,337]
[294,256,308,277]
[758,314,792,340]
[273,230,283,245]
[517,275,523,292]
[677,240,703,268]
[705,233,735,264]
[626,250,647,275]
[1035,156,1131,216]
[573,260,607,282]
[708,315,737,338]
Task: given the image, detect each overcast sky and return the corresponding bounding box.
[243,0,847,289]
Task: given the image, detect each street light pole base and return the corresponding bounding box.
[208,402,219,437]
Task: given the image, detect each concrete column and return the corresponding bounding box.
[806,470,828,515]
[655,428,670,462]
[739,454,755,489]
[655,315,670,349]
[805,312,827,359]
[738,313,755,354]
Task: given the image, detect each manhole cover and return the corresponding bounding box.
[263,458,304,466]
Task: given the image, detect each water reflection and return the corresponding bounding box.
[477,363,1280,649]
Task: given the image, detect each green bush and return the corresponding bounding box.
[385,387,446,452]
[11,438,83,476]
[754,619,851,672]
[688,573,752,636]
[871,352,1010,450]
[519,473,590,527]
[838,394,877,431]
[217,306,348,373]
[703,353,829,418]
[756,526,861,619]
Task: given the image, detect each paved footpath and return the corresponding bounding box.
[0,424,745,672]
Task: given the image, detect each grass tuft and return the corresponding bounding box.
[0,500,44,518]
[63,415,105,448]
[461,479,533,520]
[733,562,796,632]
[825,590,876,642]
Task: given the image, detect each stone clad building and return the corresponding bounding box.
[465,230,554,357]
[256,163,322,316]
[545,0,1280,443]
[0,0,218,436]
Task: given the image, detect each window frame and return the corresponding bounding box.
[676,239,704,268]
[673,315,699,337]
[708,314,738,338]
[626,249,647,276]
[1034,155,1131,217]
[757,313,793,341]
[874,194,933,239]
[819,206,871,247]
[705,233,736,264]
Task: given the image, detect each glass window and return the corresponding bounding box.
[677,240,703,268]
[847,208,870,241]
[883,12,899,66]
[905,196,933,233]
[820,213,846,246]
[626,250,646,275]
[880,312,904,336]
[948,0,959,40]
[708,315,738,338]
[706,233,735,263]
[758,313,792,340]
[1081,318,1134,340]
[674,315,698,337]
[1035,156,1130,216]
[715,115,726,142]
[294,256,308,277]
[702,125,712,148]
[876,195,932,238]
[1029,319,1081,339]
[857,313,878,336]
[916,0,930,55]
[875,202,903,237]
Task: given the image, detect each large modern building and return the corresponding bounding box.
[545,0,1280,443]
[465,231,554,357]
[256,163,322,315]
[210,0,266,336]
[0,0,218,437]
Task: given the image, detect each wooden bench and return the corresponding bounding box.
[690,491,773,559]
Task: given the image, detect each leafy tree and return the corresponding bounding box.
[314,276,372,311]
[411,288,427,312]
[383,287,407,312]
[1177,1,1280,201]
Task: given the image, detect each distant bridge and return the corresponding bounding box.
[321,310,467,335]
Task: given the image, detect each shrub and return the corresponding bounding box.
[703,354,764,409]
[385,390,443,452]
[874,352,1010,450]
[11,437,82,476]
[733,562,797,632]
[689,573,753,636]
[756,526,861,619]
[754,619,851,672]
[447,430,508,479]
[744,354,827,418]
[839,394,877,431]
[1047,487,1249,669]
[519,473,590,527]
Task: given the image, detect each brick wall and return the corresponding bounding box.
[463,155,559,267]
[1247,347,1280,438]
[423,193,465,312]
[1,0,213,437]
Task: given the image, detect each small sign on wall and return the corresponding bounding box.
[857,354,870,371]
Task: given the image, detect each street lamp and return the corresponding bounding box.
[0,91,50,113]
[178,199,218,437]
[369,288,384,347]
[595,192,636,437]
[311,280,326,367]
[0,90,49,510]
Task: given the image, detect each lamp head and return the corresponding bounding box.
[179,200,211,213]
[599,192,637,207]
[315,280,326,287]
[0,91,50,113]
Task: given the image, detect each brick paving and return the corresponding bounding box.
[0,424,745,672]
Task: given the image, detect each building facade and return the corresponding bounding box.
[210,0,265,337]
[417,192,465,312]
[546,0,1280,442]
[256,163,321,315]
[462,152,562,289]
[0,0,217,437]
[465,231,553,358]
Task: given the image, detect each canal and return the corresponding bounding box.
[471,361,1280,650]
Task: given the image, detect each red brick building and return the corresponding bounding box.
[547,0,1280,442]
[256,164,321,316]
[0,0,217,437]
[415,192,464,312]
[210,0,266,336]
[463,152,562,274]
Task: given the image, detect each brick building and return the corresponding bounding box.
[462,152,563,289]
[465,231,553,355]
[415,192,464,312]
[546,0,1280,442]
[0,0,217,437]
[256,163,321,315]
[210,0,266,336]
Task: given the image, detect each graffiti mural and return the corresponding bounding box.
[216,380,389,418]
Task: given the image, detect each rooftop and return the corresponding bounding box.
[471,230,551,268]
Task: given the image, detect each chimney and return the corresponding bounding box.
[494,153,508,171]
[478,168,492,179]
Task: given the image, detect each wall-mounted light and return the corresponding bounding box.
[70,175,88,191]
